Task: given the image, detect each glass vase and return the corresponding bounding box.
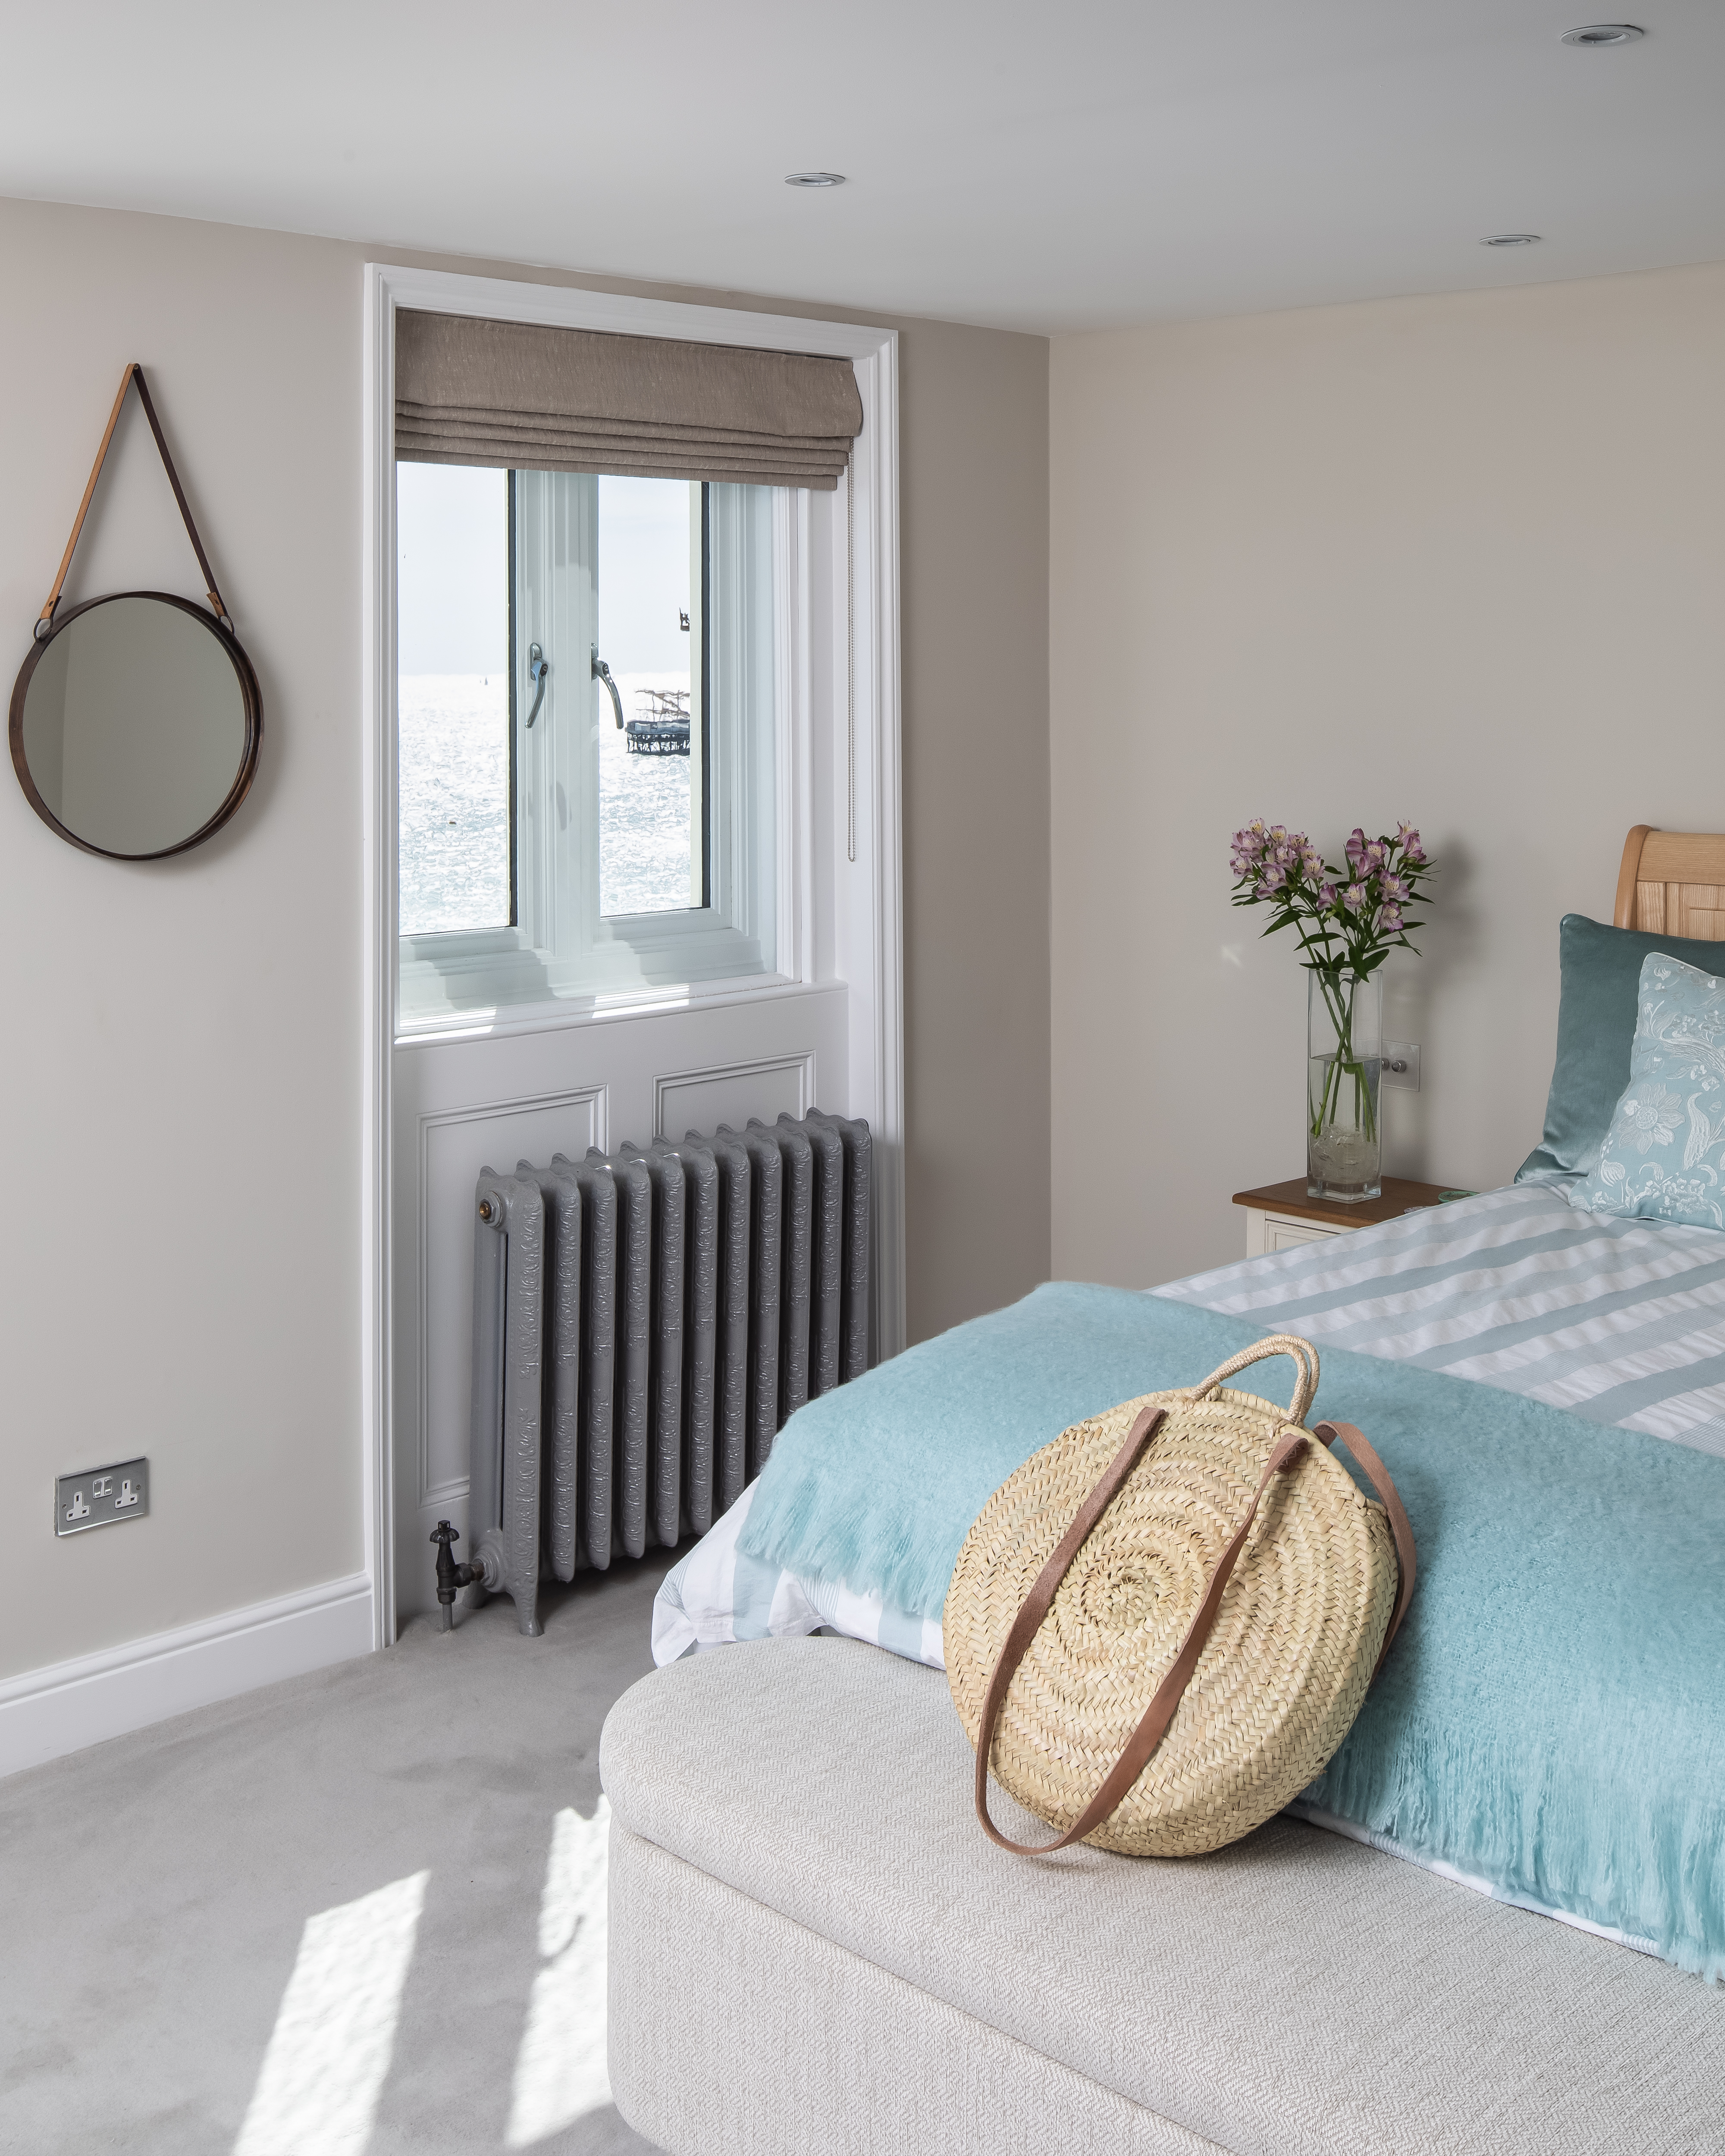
[1308,971,1382,1201]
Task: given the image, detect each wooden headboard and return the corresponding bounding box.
[1614,827,1725,941]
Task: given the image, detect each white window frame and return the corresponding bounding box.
[399,473,781,1011]
[360,263,904,1648]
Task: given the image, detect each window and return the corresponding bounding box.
[398,463,780,1015]
[397,463,511,937]
[594,476,700,919]
[370,263,906,1429]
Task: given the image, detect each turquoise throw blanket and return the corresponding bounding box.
[739,1282,1725,1977]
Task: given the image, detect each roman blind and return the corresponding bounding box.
[395,309,862,490]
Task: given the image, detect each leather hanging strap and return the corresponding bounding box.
[974,1407,1416,1857]
[1312,1420,1417,1677]
[37,364,229,637]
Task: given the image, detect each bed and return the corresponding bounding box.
[601,828,1725,2156]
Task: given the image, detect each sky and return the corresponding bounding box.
[396,464,693,678]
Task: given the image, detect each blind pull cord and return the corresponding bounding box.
[847,454,856,865]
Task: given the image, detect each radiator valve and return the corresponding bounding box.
[430,1520,482,1631]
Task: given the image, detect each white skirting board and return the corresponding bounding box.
[0,1573,375,1780]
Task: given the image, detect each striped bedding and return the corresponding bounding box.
[1160,1180,1725,1457]
[654,1181,1725,1666]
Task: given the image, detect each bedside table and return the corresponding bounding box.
[1232,1177,1460,1258]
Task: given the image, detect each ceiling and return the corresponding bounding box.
[6,3,1723,333]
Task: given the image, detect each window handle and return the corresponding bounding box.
[592,646,624,730]
[525,642,550,729]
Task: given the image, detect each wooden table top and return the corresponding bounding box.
[1230,1175,1463,1231]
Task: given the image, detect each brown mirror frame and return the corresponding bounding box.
[9,592,264,862]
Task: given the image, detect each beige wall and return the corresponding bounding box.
[1050,263,1725,1289]
[899,322,1050,1342]
[0,196,1049,1685]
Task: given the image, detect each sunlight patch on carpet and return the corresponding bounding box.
[507,1797,612,2147]
[234,1868,428,2156]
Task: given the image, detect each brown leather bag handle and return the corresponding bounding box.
[36,364,229,638]
[1312,1420,1417,1678]
[973,1405,1416,1857]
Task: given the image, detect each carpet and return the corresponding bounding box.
[1,1557,681,2155]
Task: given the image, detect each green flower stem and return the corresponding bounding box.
[1310,971,1378,1145]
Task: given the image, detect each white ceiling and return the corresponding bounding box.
[6,3,1723,333]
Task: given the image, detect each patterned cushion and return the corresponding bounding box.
[1570,953,1725,1232]
[1517,915,1725,1183]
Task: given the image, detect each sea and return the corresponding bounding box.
[399,672,693,934]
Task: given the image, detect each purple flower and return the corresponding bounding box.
[1361,839,1388,874]
[1396,823,1425,865]
[1259,862,1287,893]
[1317,880,1339,909]
[1229,823,1272,877]
[1343,881,1367,912]
[1381,903,1405,934]
[1299,845,1324,879]
[1380,872,1409,903]
[1345,828,1367,870]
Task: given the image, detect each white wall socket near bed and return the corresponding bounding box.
[1383,1042,1421,1092]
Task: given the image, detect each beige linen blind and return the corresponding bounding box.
[395,310,862,490]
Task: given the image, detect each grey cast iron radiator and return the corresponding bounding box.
[464,1111,871,1634]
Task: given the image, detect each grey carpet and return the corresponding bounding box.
[1,1557,681,2155]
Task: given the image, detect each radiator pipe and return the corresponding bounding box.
[430,1520,483,1631]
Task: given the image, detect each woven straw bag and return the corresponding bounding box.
[946,1335,1415,1857]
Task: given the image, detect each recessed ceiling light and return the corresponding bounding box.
[1560,22,1644,44]
[785,171,846,189]
[1481,232,1543,247]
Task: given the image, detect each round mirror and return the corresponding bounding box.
[9,592,262,860]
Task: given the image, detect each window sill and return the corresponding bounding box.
[398,913,772,1020]
[394,964,834,1044]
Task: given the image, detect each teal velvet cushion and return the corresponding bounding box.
[1568,953,1725,1231]
[1517,914,1725,1182]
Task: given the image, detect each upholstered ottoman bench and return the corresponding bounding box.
[602,1636,1723,2156]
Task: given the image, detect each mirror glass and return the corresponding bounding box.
[12,595,258,859]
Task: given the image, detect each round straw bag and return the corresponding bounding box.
[945,1335,1415,1858]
